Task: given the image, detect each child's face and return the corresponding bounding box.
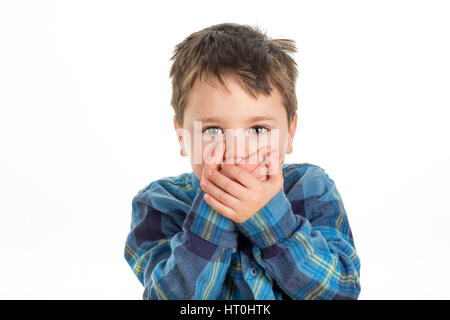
[174,74,297,180]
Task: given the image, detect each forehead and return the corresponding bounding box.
[184,74,286,122]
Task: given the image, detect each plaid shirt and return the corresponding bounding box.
[124,163,361,299]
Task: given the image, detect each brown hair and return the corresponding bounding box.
[169,22,299,128]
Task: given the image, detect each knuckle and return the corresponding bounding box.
[236,170,245,181]
[223,164,233,174]
[226,166,235,178]
[217,190,226,202]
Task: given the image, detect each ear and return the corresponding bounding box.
[286,113,298,154]
[173,116,187,157]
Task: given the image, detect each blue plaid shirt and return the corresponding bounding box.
[124,162,361,299]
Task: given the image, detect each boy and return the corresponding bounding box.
[124,22,361,299]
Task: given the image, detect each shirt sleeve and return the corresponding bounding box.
[124,182,238,300]
[236,166,361,300]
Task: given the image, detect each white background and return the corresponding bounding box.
[1,0,449,299]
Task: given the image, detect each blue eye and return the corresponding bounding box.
[249,126,269,135]
[202,126,223,136]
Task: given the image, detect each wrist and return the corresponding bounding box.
[183,188,238,248]
[236,188,296,248]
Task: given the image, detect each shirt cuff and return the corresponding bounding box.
[236,188,297,248]
[183,188,238,248]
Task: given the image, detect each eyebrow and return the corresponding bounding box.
[198,116,276,123]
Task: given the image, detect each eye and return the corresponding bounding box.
[202,126,223,136]
[248,126,269,135]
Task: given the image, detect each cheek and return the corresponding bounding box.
[190,142,222,172]
[266,131,288,156]
[251,132,279,152]
[278,137,288,154]
[240,133,272,155]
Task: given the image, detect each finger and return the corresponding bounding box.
[220,163,260,190]
[228,145,268,178]
[238,144,269,166]
[225,162,266,182]
[250,160,269,180]
[266,153,284,185]
[266,149,281,175]
[201,177,240,210]
[202,140,225,178]
[221,145,268,182]
[203,193,236,220]
[237,146,269,181]
[208,167,248,198]
[249,145,271,172]
[209,140,225,165]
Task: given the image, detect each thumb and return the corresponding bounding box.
[210,140,225,167]
[204,140,224,164]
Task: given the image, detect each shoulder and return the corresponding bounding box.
[132,172,195,212]
[282,162,329,187]
[282,162,337,199]
[282,162,326,181]
[283,163,349,230]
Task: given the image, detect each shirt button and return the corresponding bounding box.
[249,267,258,277]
